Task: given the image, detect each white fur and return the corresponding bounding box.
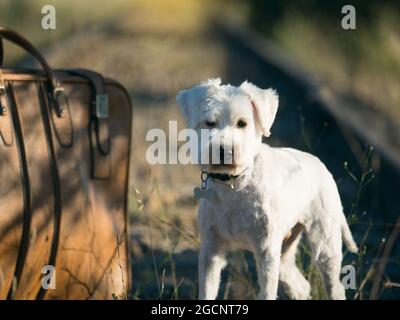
[176,79,358,300]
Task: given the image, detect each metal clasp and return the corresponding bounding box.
[200,170,209,190]
[95,94,108,119]
[0,83,7,116]
[193,170,215,200]
[53,86,67,117]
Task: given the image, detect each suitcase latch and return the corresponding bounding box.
[95,94,108,119]
[0,81,13,146]
[0,83,8,116]
[49,84,73,147]
[53,86,69,118]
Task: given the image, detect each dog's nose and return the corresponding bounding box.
[219,146,225,164]
[219,146,233,164]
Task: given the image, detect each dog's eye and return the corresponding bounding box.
[205,120,216,128]
[237,119,247,128]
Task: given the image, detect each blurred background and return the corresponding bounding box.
[1,0,399,299]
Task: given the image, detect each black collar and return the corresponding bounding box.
[209,173,240,182]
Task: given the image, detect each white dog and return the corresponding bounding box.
[176,78,358,300]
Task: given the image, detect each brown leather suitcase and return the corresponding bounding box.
[0,27,132,299]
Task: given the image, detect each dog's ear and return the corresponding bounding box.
[176,78,222,127]
[240,81,279,137]
[176,89,190,123]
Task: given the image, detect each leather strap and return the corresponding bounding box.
[0,27,73,147]
[209,172,240,181]
[0,69,13,146]
[35,83,63,300]
[0,38,3,65]
[5,83,32,299]
[67,68,111,179]
[0,28,57,88]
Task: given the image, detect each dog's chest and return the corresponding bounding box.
[210,186,267,246]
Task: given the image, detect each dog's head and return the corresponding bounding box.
[176,78,278,175]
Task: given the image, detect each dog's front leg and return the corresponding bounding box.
[198,240,227,300]
[254,237,282,300]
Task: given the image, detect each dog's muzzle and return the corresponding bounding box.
[219,146,234,165]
